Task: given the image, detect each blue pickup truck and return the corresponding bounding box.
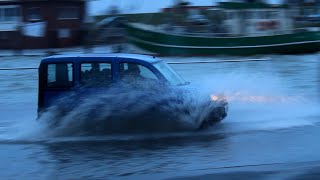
[38,54,228,131]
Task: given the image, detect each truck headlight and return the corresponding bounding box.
[210,95,219,101]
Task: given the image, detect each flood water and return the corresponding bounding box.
[0,54,320,179]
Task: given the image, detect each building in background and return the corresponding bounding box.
[0,0,86,49]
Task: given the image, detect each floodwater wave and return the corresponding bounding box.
[1,54,320,179]
[38,82,220,136]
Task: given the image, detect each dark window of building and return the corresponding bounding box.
[28,7,41,21]
[81,63,112,87]
[0,6,20,22]
[58,28,71,38]
[58,7,79,19]
[47,63,73,88]
[0,31,8,40]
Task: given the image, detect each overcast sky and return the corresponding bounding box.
[87,0,281,15]
[88,0,218,15]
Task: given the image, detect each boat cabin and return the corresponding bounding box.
[209,2,293,36]
[38,54,186,113]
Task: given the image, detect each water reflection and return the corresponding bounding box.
[44,132,228,178]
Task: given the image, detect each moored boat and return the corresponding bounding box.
[125,2,320,56]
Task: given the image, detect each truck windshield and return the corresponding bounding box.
[153,61,187,85]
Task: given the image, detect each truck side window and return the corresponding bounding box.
[47,63,73,88]
[81,63,112,87]
[119,63,158,82]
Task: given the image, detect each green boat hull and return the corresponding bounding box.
[125,23,320,56]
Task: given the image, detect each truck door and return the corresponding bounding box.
[38,63,74,111]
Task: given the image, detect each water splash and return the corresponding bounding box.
[38,82,220,136]
[194,72,320,133]
[1,61,319,142]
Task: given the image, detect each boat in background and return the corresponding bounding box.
[125,2,320,56]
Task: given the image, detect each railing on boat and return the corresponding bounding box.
[154,25,320,37]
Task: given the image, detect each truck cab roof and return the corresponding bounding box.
[41,53,161,64]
